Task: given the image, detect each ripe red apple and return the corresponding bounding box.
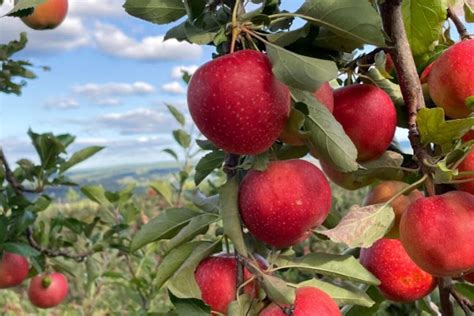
[463,130,474,142]
[465,272,474,283]
[320,160,375,190]
[28,272,69,309]
[400,191,474,277]
[239,159,331,248]
[360,239,436,302]
[364,181,424,238]
[259,287,341,316]
[456,149,474,194]
[20,0,68,30]
[188,50,291,155]
[427,39,474,118]
[333,84,397,161]
[195,255,256,314]
[0,252,29,289]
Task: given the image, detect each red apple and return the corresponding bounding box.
[333,84,397,161]
[188,50,291,155]
[0,252,29,289]
[419,62,434,84]
[360,239,436,302]
[195,255,256,314]
[239,159,331,248]
[428,39,474,118]
[463,130,474,142]
[259,287,341,316]
[28,272,69,309]
[456,149,474,195]
[400,191,474,277]
[20,0,68,30]
[465,272,474,283]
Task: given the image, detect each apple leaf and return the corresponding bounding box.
[6,0,46,17]
[123,0,186,25]
[344,286,386,316]
[3,242,41,257]
[166,104,185,126]
[354,151,405,180]
[173,129,191,148]
[59,146,104,173]
[81,185,109,206]
[154,242,196,290]
[465,2,474,23]
[150,180,174,206]
[192,191,220,214]
[169,292,210,315]
[194,151,225,185]
[313,28,364,53]
[296,0,385,47]
[319,204,395,248]
[274,253,380,285]
[228,294,262,316]
[261,274,296,305]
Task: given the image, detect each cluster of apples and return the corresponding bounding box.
[18,0,68,30]
[0,252,69,309]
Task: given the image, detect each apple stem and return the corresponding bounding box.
[447,7,472,41]
[438,278,455,316]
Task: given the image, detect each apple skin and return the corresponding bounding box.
[400,191,474,277]
[188,50,291,155]
[428,39,474,118]
[360,239,436,302]
[20,0,68,30]
[195,255,256,314]
[28,273,69,309]
[456,149,474,194]
[239,159,331,248]
[364,181,424,238]
[464,272,474,283]
[333,84,397,161]
[259,287,341,316]
[320,160,375,190]
[0,252,29,289]
[463,130,474,142]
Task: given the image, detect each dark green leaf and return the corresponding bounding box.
[60,146,103,173]
[3,242,40,257]
[154,242,196,289]
[194,151,225,185]
[6,0,45,16]
[261,274,295,305]
[150,180,174,206]
[80,185,109,205]
[123,0,186,25]
[163,148,179,160]
[169,292,210,315]
[195,139,218,151]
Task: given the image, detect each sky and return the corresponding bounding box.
[0,1,472,170]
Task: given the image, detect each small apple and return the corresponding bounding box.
[188,50,291,155]
[20,0,68,30]
[360,239,436,302]
[400,191,474,277]
[239,159,331,248]
[0,252,29,289]
[28,272,69,309]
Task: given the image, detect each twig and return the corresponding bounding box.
[447,7,472,40]
[125,254,149,310]
[451,288,474,314]
[438,278,455,316]
[0,148,41,194]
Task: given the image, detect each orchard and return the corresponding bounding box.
[0,0,474,315]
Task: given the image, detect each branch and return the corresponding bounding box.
[438,278,455,316]
[451,288,474,314]
[0,148,42,194]
[447,7,472,40]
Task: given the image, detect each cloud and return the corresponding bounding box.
[73,81,155,97]
[93,23,203,61]
[95,98,123,106]
[171,65,199,79]
[69,0,125,17]
[161,81,186,95]
[43,97,80,109]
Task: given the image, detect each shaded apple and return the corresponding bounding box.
[20,0,68,30]
[360,239,436,302]
[239,159,331,248]
[463,130,474,142]
[188,50,291,155]
[364,181,424,238]
[400,191,474,277]
[0,252,29,289]
[428,39,474,118]
[456,149,474,195]
[333,84,397,161]
[464,272,474,284]
[28,273,69,309]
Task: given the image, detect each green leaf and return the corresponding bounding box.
[454,282,474,301]
[465,2,474,23]
[228,294,262,316]
[81,185,109,206]
[402,0,448,57]
[28,130,67,170]
[163,148,179,161]
[6,0,45,16]
[169,292,210,315]
[268,24,311,47]
[296,0,385,47]
[165,21,188,41]
[275,253,379,285]
[313,28,364,53]
[276,145,309,160]
[183,0,206,22]
[192,191,220,214]
[150,180,174,206]
[319,204,395,248]
[3,242,40,257]
[195,139,218,151]
[173,129,191,148]
[266,43,338,92]
[219,177,247,257]
[130,208,201,252]
[299,279,375,307]
[194,151,225,185]
[154,242,196,289]
[166,104,185,126]
[123,0,186,25]
[27,195,51,213]
[345,286,386,316]
[262,274,295,305]
[184,20,217,45]
[60,146,104,173]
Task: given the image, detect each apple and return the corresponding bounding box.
[188,50,291,155]
[427,39,474,118]
[463,130,474,142]
[456,149,474,195]
[464,272,474,283]
[28,272,69,309]
[364,181,424,238]
[400,191,474,277]
[320,161,375,190]
[195,255,256,314]
[360,239,436,302]
[20,0,68,30]
[259,287,341,316]
[333,84,397,161]
[0,252,29,289]
[239,159,331,248]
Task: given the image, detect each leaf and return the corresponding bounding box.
[166,104,185,126]
[169,292,210,315]
[228,294,262,316]
[261,274,296,305]
[195,139,218,151]
[268,24,311,47]
[60,146,104,173]
[292,88,358,172]
[150,180,174,206]
[219,177,247,257]
[123,0,186,25]
[165,21,188,41]
[28,130,67,170]
[154,242,196,289]
[3,242,41,257]
[402,0,448,57]
[27,195,51,213]
[192,191,219,214]
[173,129,191,148]
[465,2,474,22]
[345,286,387,316]
[194,151,225,185]
[266,43,338,92]
[319,204,395,248]
[130,208,202,252]
[275,253,379,285]
[183,0,206,22]
[296,0,385,47]
[6,0,45,16]
[162,148,179,161]
[299,279,375,307]
[81,185,109,205]
[313,28,364,53]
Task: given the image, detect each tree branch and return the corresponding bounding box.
[447,7,472,40]
[0,148,43,194]
[438,278,455,316]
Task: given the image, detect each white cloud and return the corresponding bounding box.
[73,81,155,97]
[171,65,199,79]
[94,107,170,134]
[43,97,80,109]
[69,0,125,17]
[93,23,203,61]
[161,81,186,95]
[95,98,123,106]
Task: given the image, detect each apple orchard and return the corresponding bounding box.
[1,0,474,315]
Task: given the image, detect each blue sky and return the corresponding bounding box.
[0,1,472,169]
